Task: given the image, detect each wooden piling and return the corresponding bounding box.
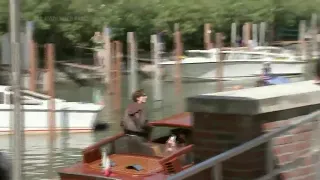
[110,41,116,95]
[114,41,122,111]
[259,22,266,46]
[231,23,237,47]
[241,23,248,46]
[299,20,307,60]
[29,41,37,92]
[174,26,182,96]
[215,33,224,92]
[103,27,111,93]
[45,44,56,138]
[151,34,162,102]
[242,23,251,47]
[127,32,138,97]
[46,44,55,179]
[204,23,213,49]
[311,14,318,58]
[252,23,258,46]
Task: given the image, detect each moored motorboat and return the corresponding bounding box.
[159,47,305,81]
[57,112,193,180]
[0,86,103,134]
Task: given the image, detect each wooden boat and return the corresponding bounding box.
[57,112,193,180]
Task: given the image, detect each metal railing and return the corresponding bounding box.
[168,110,320,180]
[0,108,100,112]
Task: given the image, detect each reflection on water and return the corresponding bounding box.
[1,75,303,179]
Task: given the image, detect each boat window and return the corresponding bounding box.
[0,92,4,104]
[269,49,282,54]
[249,54,264,59]
[5,94,42,105]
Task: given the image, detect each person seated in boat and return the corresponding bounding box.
[171,129,190,146]
[256,62,272,87]
[121,89,150,140]
[168,129,193,165]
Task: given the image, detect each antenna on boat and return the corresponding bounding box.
[9,0,24,179]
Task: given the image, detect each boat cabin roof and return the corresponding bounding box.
[148,112,191,128]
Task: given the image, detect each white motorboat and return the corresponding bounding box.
[0,86,103,134]
[159,47,305,81]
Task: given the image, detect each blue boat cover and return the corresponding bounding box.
[265,76,290,85]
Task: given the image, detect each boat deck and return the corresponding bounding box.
[59,154,168,180]
[58,112,192,180]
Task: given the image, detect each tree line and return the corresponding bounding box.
[0,0,318,59]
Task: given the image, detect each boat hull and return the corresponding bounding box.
[161,60,306,81]
[0,103,103,135]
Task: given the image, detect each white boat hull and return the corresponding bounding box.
[0,102,103,134]
[161,60,306,80]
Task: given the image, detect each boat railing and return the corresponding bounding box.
[159,144,194,174]
[0,108,100,112]
[168,110,320,180]
[82,133,125,164]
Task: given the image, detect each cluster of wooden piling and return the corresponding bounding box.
[24,16,320,116]
[27,39,56,133]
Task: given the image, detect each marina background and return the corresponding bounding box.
[2,0,320,179]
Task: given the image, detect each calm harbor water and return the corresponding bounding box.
[0,75,303,179]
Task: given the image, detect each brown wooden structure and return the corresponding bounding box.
[57,112,193,180]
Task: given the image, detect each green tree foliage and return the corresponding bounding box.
[0,0,319,57]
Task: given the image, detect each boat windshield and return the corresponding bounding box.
[185,51,213,59]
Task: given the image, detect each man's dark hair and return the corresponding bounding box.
[316,58,320,78]
[132,89,146,102]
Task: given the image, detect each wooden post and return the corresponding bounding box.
[204,23,213,49]
[151,34,162,102]
[29,41,37,92]
[25,21,34,72]
[45,44,55,138]
[242,23,247,47]
[174,26,182,96]
[252,23,258,46]
[299,20,307,60]
[247,22,252,41]
[114,41,122,111]
[231,23,237,47]
[103,27,111,93]
[127,32,138,97]
[243,22,251,47]
[215,33,224,92]
[259,22,266,46]
[46,44,55,179]
[110,41,116,95]
[311,14,318,58]
[174,23,184,54]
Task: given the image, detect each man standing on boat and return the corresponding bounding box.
[90,32,105,67]
[121,89,150,139]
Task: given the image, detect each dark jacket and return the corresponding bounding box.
[121,103,148,135]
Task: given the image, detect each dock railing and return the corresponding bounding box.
[168,110,320,180]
